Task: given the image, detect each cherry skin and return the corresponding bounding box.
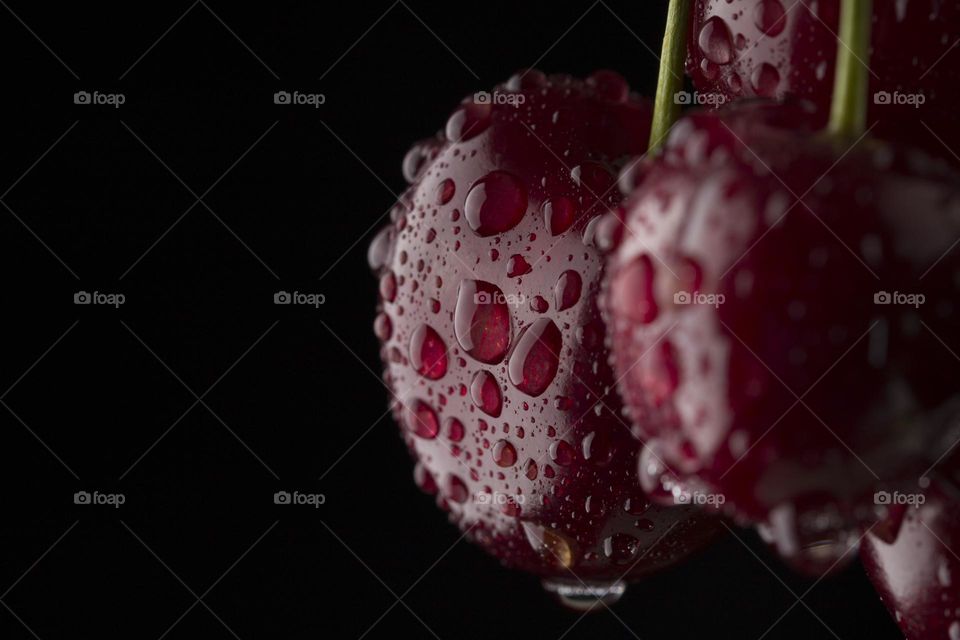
[861,454,960,640]
[369,70,717,600]
[602,100,960,570]
[686,0,960,162]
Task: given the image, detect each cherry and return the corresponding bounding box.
[369,70,717,605]
[861,454,960,639]
[601,99,960,570]
[685,0,960,161]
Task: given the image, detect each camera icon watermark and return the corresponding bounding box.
[273,90,326,108]
[273,490,326,508]
[274,291,326,308]
[74,490,126,508]
[873,91,925,108]
[473,291,526,307]
[674,91,727,106]
[74,90,126,108]
[674,491,725,507]
[874,490,925,506]
[474,491,525,507]
[873,291,925,308]
[74,291,126,308]
[474,91,526,108]
[673,290,725,308]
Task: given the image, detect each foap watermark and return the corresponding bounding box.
[874,90,925,108]
[74,291,126,308]
[74,90,125,108]
[675,491,726,507]
[874,291,925,308]
[274,90,326,108]
[474,291,526,307]
[475,491,526,507]
[874,490,925,506]
[274,291,326,308]
[274,490,326,508]
[474,90,525,108]
[74,490,125,508]
[674,90,727,107]
[674,291,725,308]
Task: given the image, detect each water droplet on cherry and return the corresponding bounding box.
[410,324,448,380]
[508,318,562,396]
[454,280,512,364]
[470,370,503,417]
[404,398,440,439]
[699,16,734,65]
[464,171,528,236]
[554,270,582,311]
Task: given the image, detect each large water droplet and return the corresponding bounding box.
[492,439,517,467]
[404,398,439,439]
[571,163,615,195]
[464,171,528,236]
[549,440,576,466]
[525,458,539,479]
[603,533,640,564]
[410,324,448,380]
[373,313,392,341]
[367,227,392,271]
[554,270,582,311]
[379,270,397,303]
[436,178,456,205]
[470,369,503,417]
[522,522,574,568]
[402,143,433,183]
[751,62,780,97]
[445,101,492,142]
[581,430,613,465]
[413,462,437,494]
[699,16,734,65]
[447,474,469,503]
[445,417,465,442]
[508,318,562,396]
[507,254,532,277]
[454,280,512,364]
[543,197,577,236]
[753,0,787,36]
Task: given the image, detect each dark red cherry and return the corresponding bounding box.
[686,1,960,162]
[861,452,960,640]
[370,71,717,604]
[602,100,960,569]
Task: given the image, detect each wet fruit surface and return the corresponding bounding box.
[861,455,960,640]
[370,71,717,584]
[685,0,960,161]
[602,101,960,564]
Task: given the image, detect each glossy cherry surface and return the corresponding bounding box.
[369,71,718,598]
[602,100,960,568]
[861,454,960,640]
[686,0,960,161]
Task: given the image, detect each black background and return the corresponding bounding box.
[0,1,901,638]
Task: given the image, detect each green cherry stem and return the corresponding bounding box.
[649,0,691,152]
[828,0,872,138]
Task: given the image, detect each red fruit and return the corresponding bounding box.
[686,0,960,161]
[370,70,717,604]
[861,457,960,640]
[602,100,960,569]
